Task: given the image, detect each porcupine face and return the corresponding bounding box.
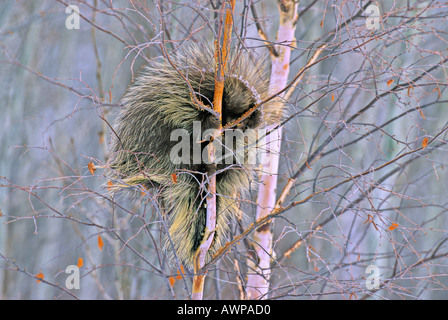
[108,44,272,267]
[192,74,263,129]
[202,75,262,136]
[222,77,262,129]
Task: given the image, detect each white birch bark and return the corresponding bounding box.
[246,0,299,300]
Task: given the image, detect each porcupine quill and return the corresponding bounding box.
[107,44,282,268]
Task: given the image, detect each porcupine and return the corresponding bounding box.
[108,44,281,268]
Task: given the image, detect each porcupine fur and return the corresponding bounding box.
[108,44,280,268]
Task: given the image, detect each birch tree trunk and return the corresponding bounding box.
[246,0,299,300]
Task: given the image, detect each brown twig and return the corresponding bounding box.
[191,0,236,301]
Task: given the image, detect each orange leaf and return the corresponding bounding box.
[388,223,399,231]
[308,245,317,254]
[364,214,373,224]
[176,265,185,280]
[98,235,104,251]
[77,257,84,268]
[422,137,429,150]
[169,265,185,287]
[331,93,335,102]
[36,272,44,283]
[88,162,96,175]
[419,108,426,119]
[387,79,394,87]
[320,20,323,28]
[171,173,178,184]
[107,181,114,190]
[305,161,312,170]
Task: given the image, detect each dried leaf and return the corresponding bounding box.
[387,79,394,87]
[98,235,104,251]
[77,257,84,268]
[169,265,185,287]
[305,161,312,170]
[331,93,335,102]
[171,173,178,184]
[177,265,185,280]
[88,162,96,175]
[422,137,429,150]
[419,108,426,119]
[36,272,44,283]
[364,214,374,224]
[388,223,399,231]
